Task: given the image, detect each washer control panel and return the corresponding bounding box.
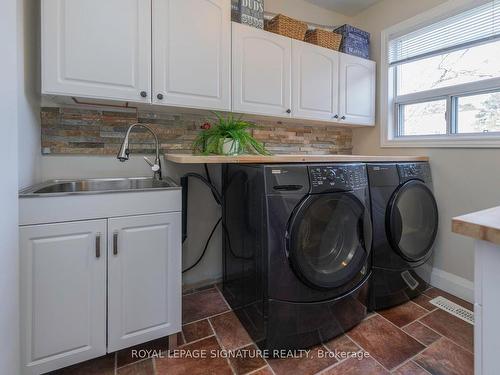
[398,163,432,183]
[309,165,368,192]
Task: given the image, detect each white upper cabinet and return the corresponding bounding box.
[152,0,231,110]
[292,40,339,121]
[20,220,107,375]
[41,2,376,126]
[232,22,292,117]
[107,213,181,352]
[42,0,152,103]
[338,53,376,126]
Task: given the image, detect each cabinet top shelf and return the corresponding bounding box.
[453,206,500,246]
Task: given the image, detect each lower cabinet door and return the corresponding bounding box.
[20,220,107,375]
[107,212,182,352]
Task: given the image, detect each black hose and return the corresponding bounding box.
[182,217,222,273]
[182,172,222,206]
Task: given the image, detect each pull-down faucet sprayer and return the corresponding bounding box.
[117,123,163,181]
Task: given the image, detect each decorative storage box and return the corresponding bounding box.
[265,14,308,41]
[334,24,370,59]
[305,29,342,51]
[232,0,264,29]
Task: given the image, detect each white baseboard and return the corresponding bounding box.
[430,267,474,303]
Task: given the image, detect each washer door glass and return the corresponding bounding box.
[288,193,368,289]
[387,180,438,262]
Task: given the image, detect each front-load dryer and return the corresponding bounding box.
[367,162,438,310]
[222,163,372,351]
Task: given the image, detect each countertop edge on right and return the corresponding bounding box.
[452,206,500,246]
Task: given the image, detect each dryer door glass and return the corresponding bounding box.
[387,180,438,261]
[288,193,369,289]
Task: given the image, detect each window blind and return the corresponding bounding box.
[388,0,500,66]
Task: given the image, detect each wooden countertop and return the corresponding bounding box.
[165,154,429,164]
[453,206,500,246]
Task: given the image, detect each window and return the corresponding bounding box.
[382,0,500,146]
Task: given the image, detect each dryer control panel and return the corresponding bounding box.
[309,165,368,192]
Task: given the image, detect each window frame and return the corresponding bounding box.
[381,0,500,148]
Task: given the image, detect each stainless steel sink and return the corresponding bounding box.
[20,177,180,197]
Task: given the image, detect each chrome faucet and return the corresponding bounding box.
[117,123,163,181]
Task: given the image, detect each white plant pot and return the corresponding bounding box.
[221,138,241,155]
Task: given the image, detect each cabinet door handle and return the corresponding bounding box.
[95,233,101,258]
[341,116,346,120]
[113,232,118,255]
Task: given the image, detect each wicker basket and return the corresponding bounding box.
[305,29,342,51]
[265,14,308,41]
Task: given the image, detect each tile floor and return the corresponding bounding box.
[48,285,474,375]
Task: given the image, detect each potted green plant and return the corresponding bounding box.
[193,113,271,156]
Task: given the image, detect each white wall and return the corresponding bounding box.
[18,0,41,188]
[0,0,20,372]
[351,0,499,299]
[265,0,352,25]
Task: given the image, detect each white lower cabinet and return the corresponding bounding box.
[20,220,107,375]
[20,212,181,374]
[108,213,181,352]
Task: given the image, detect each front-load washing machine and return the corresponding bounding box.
[367,162,438,310]
[222,163,372,351]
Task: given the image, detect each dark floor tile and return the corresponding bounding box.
[182,288,229,324]
[228,344,267,375]
[117,359,155,375]
[182,319,214,344]
[177,332,185,346]
[420,309,473,352]
[324,335,360,354]
[48,354,115,375]
[378,301,428,327]
[347,315,424,370]
[423,288,473,311]
[209,311,252,350]
[414,338,474,375]
[250,367,274,375]
[182,283,217,295]
[412,294,436,311]
[402,321,441,346]
[322,356,389,374]
[155,336,232,375]
[268,345,337,375]
[392,361,429,375]
[117,336,169,367]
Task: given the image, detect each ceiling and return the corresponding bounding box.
[305,0,381,16]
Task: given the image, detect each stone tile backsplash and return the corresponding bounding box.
[41,107,353,155]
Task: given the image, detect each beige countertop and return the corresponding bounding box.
[453,206,500,246]
[165,154,429,164]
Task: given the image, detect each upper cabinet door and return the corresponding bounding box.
[232,22,292,117]
[153,0,231,110]
[42,0,152,103]
[338,54,376,126]
[107,213,181,352]
[20,220,107,375]
[292,40,339,121]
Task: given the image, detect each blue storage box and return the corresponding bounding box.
[333,24,370,59]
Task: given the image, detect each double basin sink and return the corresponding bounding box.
[19,177,179,197]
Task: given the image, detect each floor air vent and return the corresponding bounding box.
[429,296,474,325]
